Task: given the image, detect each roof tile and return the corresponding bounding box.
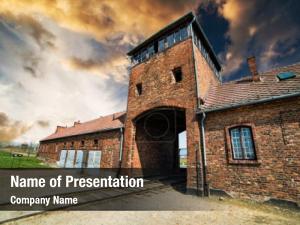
[41,111,126,141]
[202,62,300,111]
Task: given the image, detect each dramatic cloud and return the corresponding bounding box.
[0,11,56,50]
[0,0,197,43]
[214,0,300,77]
[0,0,298,143]
[0,112,31,142]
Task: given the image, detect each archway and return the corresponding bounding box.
[134,107,186,176]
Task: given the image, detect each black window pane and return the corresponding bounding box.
[133,53,141,64]
[172,67,182,83]
[136,83,142,96]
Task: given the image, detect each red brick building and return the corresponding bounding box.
[39,12,300,205]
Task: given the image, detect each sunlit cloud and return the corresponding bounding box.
[0,112,32,142]
[0,0,299,143]
[0,0,200,143]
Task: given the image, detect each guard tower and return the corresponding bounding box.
[122,12,222,194]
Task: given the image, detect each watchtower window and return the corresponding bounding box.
[172,67,183,83]
[136,83,142,96]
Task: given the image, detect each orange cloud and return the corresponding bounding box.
[0,112,32,142]
[0,0,198,43]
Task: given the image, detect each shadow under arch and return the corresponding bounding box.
[132,106,187,179]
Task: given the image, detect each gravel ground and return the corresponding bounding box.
[2,186,299,225]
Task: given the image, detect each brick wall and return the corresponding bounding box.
[194,45,220,99]
[122,38,203,189]
[205,97,300,202]
[38,129,121,168]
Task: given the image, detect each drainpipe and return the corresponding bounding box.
[119,127,124,165]
[190,16,204,195]
[200,111,209,196]
[117,127,124,177]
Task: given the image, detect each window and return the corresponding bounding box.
[167,33,174,48]
[94,139,98,146]
[141,49,147,61]
[148,45,155,57]
[180,27,188,40]
[136,83,142,96]
[63,142,66,148]
[133,53,141,64]
[158,39,165,52]
[81,140,85,147]
[65,150,75,168]
[172,67,183,83]
[75,150,84,168]
[58,150,67,168]
[277,72,296,80]
[71,141,74,148]
[230,126,256,160]
[175,30,181,43]
[87,151,101,168]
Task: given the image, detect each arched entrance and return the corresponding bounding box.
[133,107,186,176]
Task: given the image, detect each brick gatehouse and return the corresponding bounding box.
[38,12,300,205]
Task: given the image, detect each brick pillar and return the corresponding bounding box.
[186,107,203,195]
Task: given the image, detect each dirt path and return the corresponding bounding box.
[2,186,299,225]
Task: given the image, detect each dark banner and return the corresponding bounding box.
[0,169,188,211]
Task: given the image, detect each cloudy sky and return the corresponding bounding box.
[0,0,299,144]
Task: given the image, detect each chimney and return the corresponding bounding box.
[55,126,66,133]
[247,56,260,81]
[74,121,80,126]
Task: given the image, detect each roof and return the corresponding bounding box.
[127,12,221,71]
[41,111,126,142]
[201,62,300,112]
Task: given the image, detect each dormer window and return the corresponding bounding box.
[136,83,142,96]
[172,67,183,83]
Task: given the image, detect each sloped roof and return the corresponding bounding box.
[41,111,126,141]
[201,62,300,112]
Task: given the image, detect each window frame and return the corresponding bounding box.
[229,126,256,160]
[225,124,260,165]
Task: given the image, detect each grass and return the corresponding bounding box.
[0,151,49,168]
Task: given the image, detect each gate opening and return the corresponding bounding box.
[178,131,187,168]
[134,108,186,177]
